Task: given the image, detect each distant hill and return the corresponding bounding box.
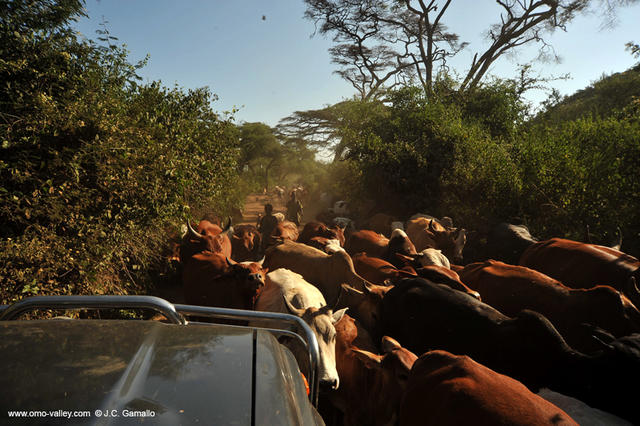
[534,63,640,124]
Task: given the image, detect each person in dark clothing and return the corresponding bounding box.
[258,203,278,252]
[286,191,303,226]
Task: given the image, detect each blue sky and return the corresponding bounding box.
[73,1,640,126]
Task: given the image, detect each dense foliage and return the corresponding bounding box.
[314,72,640,258]
[0,1,241,303]
[3,1,639,306]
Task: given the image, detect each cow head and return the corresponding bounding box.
[338,283,391,336]
[326,225,346,246]
[387,229,417,267]
[181,218,233,261]
[231,224,262,262]
[432,226,466,264]
[283,297,347,390]
[350,336,417,425]
[226,257,267,309]
[572,284,640,337]
[396,248,452,269]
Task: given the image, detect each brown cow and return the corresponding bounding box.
[406,217,466,263]
[265,239,373,306]
[399,350,577,426]
[352,252,416,285]
[331,314,417,426]
[182,254,267,310]
[336,283,392,335]
[230,224,262,262]
[181,219,266,310]
[306,236,344,254]
[180,219,233,262]
[345,230,389,259]
[519,238,640,307]
[459,260,640,352]
[346,229,417,268]
[269,220,299,244]
[298,221,346,247]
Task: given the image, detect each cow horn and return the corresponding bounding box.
[611,226,622,251]
[428,220,436,232]
[625,276,640,298]
[186,220,201,238]
[223,216,233,232]
[256,256,266,266]
[591,333,615,352]
[584,224,592,244]
[333,286,345,311]
[226,257,236,267]
[283,295,305,317]
[381,336,402,354]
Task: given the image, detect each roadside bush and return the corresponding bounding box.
[331,81,640,258]
[517,116,640,252]
[0,1,241,303]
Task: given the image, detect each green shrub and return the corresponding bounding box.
[0,0,241,303]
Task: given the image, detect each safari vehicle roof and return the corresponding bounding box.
[0,296,324,425]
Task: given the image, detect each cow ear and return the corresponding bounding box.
[381,336,402,354]
[332,307,348,324]
[351,348,382,369]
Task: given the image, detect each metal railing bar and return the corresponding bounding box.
[0,295,186,325]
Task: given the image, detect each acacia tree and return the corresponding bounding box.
[237,122,284,190]
[305,0,637,99]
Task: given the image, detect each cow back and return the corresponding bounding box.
[353,252,415,285]
[380,277,577,390]
[519,238,640,305]
[345,230,389,258]
[399,350,577,426]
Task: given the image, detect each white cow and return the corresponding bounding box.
[254,268,347,390]
[414,248,451,268]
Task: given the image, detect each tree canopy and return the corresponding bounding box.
[304,0,638,99]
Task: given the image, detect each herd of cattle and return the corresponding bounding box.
[178,212,640,425]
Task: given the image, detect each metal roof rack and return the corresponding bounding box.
[0,295,321,405]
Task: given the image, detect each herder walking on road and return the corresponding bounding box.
[257,203,278,253]
[286,191,303,226]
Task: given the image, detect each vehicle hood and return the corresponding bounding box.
[0,320,320,425]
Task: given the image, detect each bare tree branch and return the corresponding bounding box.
[304,0,637,97]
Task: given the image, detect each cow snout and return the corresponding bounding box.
[319,378,339,391]
[248,273,264,284]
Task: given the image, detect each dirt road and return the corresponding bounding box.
[239,191,324,226]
